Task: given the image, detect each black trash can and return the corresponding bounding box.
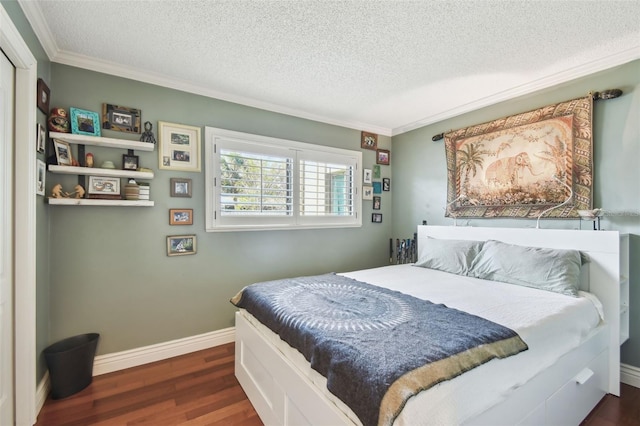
[43,333,100,399]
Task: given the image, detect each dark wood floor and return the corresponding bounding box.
[36,342,640,425]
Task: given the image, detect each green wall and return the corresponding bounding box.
[47,64,393,354]
[391,60,640,368]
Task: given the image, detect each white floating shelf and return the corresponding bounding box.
[49,132,155,152]
[48,165,154,179]
[47,198,154,207]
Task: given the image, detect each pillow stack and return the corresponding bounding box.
[415,237,586,297]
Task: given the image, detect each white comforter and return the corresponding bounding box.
[240,264,603,425]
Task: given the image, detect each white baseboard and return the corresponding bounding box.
[36,371,49,414]
[621,363,640,389]
[93,327,235,376]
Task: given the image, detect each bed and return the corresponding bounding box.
[233,226,623,425]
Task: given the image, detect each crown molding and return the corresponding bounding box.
[392,45,640,136]
[17,0,58,59]
[17,0,640,138]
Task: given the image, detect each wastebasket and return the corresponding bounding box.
[43,333,100,399]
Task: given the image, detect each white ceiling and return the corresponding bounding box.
[19,0,640,136]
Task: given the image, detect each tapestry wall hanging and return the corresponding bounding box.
[444,95,593,219]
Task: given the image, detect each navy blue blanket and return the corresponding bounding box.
[231,273,528,426]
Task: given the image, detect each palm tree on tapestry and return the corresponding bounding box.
[456,142,489,195]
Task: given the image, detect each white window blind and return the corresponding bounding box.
[206,127,362,231]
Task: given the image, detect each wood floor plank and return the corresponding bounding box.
[36,343,640,426]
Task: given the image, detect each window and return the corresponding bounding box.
[206,127,362,231]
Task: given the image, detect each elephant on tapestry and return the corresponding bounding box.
[484,152,540,187]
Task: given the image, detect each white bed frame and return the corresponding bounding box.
[235,226,623,425]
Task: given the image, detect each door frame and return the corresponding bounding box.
[1,5,38,425]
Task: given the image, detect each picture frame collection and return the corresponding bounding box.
[34,85,202,255]
[360,131,390,223]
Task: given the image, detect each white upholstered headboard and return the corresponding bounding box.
[417,225,622,394]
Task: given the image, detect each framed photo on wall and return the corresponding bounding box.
[361,131,378,150]
[170,177,192,197]
[372,213,382,223]
[373,196,381,210]
[167,235,197,256]
[122,154,139,170]
[53,139,73,166]
[159,121,201,172]
[102,104,141,133]
[36,159,46,196]
[36,123,46,153]
[36,78,50,114]
[169,208,193,225]
[70,107,101,137]
[87,176,120,197]
[376,149,390,165]
[362,185,373,200]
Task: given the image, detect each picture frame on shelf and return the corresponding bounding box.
[36,123,46,153]
[363,168,372,184]
[376,149,390,165]
[70,107,101,137]
[372,213,383,223]
[361,131,377,150]
[102,103,141,134]
[122,154,139,171]
[170,177,192,197]
[383,177,390,191]
[36,159,46,196]
[159,121,201,172]
[373,196,381,210]
[36,78,50,114]
[169,208,193,225]
[167,235,197,256]
[53,138,73,166]
[87,176,120,197]
[362,185,373,200]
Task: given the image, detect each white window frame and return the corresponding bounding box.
[205,127,362,232]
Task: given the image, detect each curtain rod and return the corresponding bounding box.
[431,88,622,142]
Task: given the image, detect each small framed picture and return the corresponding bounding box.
[87,176,120,196]
[122,154,139,170]
[53,139,73,166]
[373,196,381,210]
[169,208,193,225]
[383,177,390,191]
[36,159,46,196]
[170,177,192,197]
[167,235,196,256]
[361,131,377,150]
[36,78,50,114]
[372,213,383,223]
[373,182,382,194]
[373,165,381,179]
[362,185,373,200]
[159,121,201,172]
[36,123,46,153]
[363,168,372,184]
[376,149,390,165]
[102,104,141,133]
[70,107,101,137]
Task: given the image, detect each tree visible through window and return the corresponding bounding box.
[206,127,362,231]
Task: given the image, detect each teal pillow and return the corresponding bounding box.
[414,237,484,276]
[469,240,583,297]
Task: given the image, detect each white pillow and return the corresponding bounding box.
[414,237,484,276]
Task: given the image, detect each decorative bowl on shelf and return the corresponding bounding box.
[100,161,115,169]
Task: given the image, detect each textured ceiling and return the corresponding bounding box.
[20,0,640,136]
